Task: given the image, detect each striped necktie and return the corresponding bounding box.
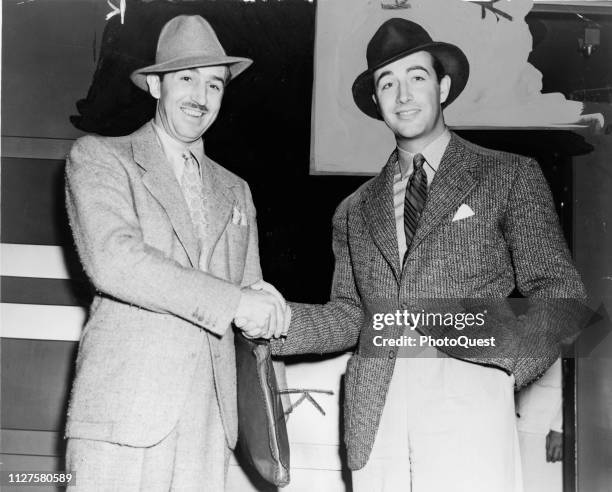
[403,153,427,264]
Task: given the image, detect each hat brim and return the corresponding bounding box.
[352,42,469,119]
[130,55,253,91]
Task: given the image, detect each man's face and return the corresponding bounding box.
[373,51,450,151]
[146,66,228,144]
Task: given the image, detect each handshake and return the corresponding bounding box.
[233,280,291,339]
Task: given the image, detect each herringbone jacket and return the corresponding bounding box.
[273,133,586,470]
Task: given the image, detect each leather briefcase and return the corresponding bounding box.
[235,332,290,487]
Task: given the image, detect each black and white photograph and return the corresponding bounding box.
[1,0,611,490]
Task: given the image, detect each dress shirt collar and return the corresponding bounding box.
[152,120,205,171]
[396,128,451,179]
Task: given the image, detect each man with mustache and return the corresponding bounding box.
[268,18,586,491]
[64,15,287,490]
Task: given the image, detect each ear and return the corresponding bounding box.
[371,93,382,117]
[439,75,451,104]
[146,74,161,100]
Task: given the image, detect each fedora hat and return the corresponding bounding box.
[131,15,252,91]
[352,18,469,119]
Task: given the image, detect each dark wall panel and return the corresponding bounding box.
[1,158,71,246]
[1,0,106,140]
[0,277,91,307]
[1,339,77,432]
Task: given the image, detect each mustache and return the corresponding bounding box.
[181,102,208,112]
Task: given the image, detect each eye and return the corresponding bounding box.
[208,82,222,92]
[379,80,394,91]
[412,73,427,82]
[180,75,192,82]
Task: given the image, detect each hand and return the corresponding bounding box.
[234,286,286,339]
[250,280,291,336]
[546,430,563,462]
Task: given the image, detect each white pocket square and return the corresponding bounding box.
[232,206,247,226]
[452,204,474,222]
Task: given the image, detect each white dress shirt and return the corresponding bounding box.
[393,129,451,261]
[152,121,205,187]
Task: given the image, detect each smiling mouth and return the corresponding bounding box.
[396,108,420,119]
[181,106,206,118]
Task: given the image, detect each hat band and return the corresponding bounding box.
[367,41,442,76]
[156,48,226,64]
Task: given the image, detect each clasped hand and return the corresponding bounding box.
[234,280,291,339]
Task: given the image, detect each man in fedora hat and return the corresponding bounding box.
[268,17,586,491]
[64,15,288,489]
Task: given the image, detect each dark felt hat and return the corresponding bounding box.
[352,18,469,119]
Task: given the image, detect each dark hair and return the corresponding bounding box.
[430,53,446,83]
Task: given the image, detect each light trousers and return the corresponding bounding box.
[352,353,523,492]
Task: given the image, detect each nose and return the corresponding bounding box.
[191,82,208,106]
[397,80,412,104]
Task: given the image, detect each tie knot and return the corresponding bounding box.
[183,151,199,170]
[413,153,426,171]
[181,151,202,184]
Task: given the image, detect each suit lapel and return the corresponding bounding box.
[199,155,234,266]
[361,151,402,283]
[407,134,479,256]
[133,123,200,268]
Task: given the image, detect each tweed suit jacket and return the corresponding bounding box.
[273,133,586,470]
[64,121,261,448]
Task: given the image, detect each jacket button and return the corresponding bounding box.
[388,350,396,359]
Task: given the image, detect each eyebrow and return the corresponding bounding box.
[375,65,431,87]
[374,70,393,87]
[180,69,227,87]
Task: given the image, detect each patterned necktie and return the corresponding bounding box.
[180,151,208,249]
[403,153,428,264]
